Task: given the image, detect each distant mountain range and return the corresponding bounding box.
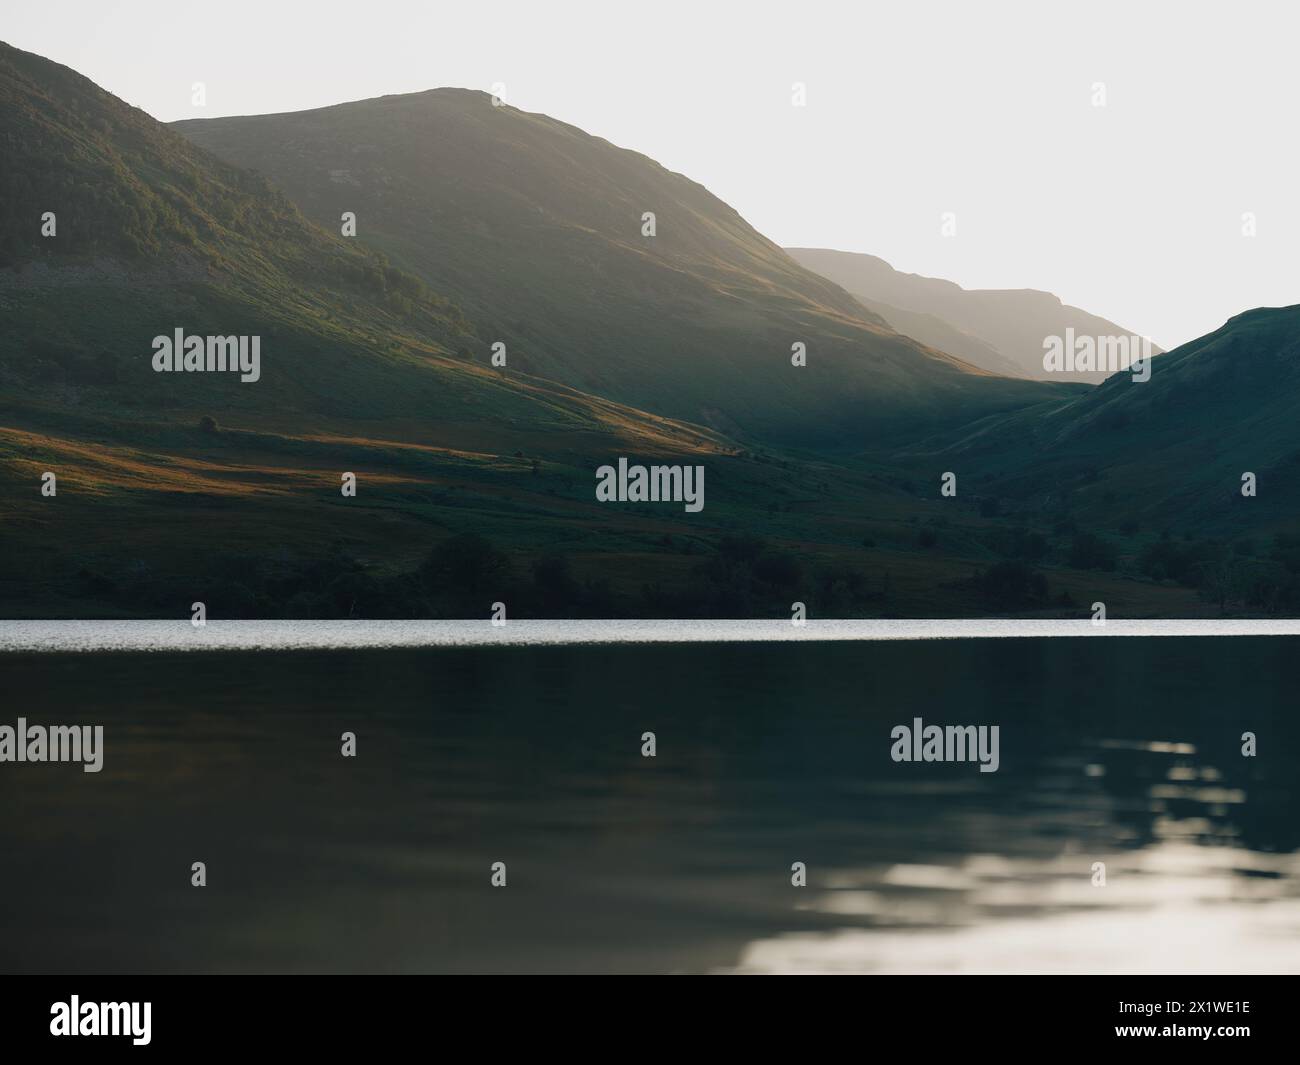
[2,40,1296,620]
[787,247,1162,383]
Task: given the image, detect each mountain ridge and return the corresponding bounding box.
[4,43,1292,621]
[173,87,1072,448]
[787,246,1163,384]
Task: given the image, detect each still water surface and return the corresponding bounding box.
[2,624,1297,973]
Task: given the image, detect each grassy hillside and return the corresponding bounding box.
[901,305,1300,613]
[0,39,762,454]
[0,43,1276,620]
[174,90,1071,448]
[1,394,1211,621]
[0,42,761,617]
[788,247,1163,384]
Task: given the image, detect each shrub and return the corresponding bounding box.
[977,561,1048,610]
[1068,532,1117,571]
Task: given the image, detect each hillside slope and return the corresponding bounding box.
[0,41,737,453]
[0,42,771,619]
[955,304,1300,527]
[174,90,1070,447]
[0,44,1230,621]
[854,304,1300,614]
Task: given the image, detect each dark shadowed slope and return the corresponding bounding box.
[934,305,1300,534]
[174,89,1072,448]
[787,247,1162,384]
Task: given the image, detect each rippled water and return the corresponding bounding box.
[2,633,1297,973]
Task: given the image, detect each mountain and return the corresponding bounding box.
[0,41,753,617]
[943,304,1300,526]
[0,40,745,456]
[898,304,1300,613]
[1,43,1248,621]
[172,90,1071,448]
[786,247,1161,384]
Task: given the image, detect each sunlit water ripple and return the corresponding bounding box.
[3,617,1300,653]
[1,628,1296,973]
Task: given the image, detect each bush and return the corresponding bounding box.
[1068,532,1117,571]
[532,555,581,614]
[1001,527,1048,562]
[977,561,1048,611]
[1138,536,1222,586]
[753,550,802,589]
[418,533,512,611]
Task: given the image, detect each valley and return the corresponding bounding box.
[2,41,1296,621]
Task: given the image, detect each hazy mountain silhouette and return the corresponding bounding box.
[787,247,1162,384]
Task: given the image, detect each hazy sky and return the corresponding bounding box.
[7,0,1297,347]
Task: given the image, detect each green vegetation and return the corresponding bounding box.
[2,42,1297,620]
[174,87,1073,449]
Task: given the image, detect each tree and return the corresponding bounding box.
[977,561,1048,611]
[418,534,512,606]
[1068,532,1117,571]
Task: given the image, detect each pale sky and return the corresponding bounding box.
[6,0,1298,348]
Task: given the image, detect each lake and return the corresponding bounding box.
[2,623,1297,973]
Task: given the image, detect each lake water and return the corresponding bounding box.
[2,623,1298,973]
